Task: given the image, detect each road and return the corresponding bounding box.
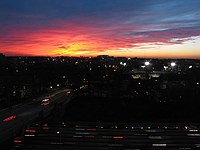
[13,122,200,150]
[0,88,73,144]
[11,93,200,150]
[4,89,200,150]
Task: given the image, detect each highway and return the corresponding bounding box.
[0,88,73,144]
[13,122,200,150]
[2,89,200,150]
[11,93,200,150]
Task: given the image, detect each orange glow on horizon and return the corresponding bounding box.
[49,42,99,56]
[1,21,200,59]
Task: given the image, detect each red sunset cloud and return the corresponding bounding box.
[1,19,200,57]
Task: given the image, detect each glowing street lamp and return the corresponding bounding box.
[120,62,126,66]
[144,61,150,66]
[170,62,176,67]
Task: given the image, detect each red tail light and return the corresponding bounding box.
[26,129,36,133]
[113,136,124,139]
[14,139,22,143]
[3,115,16,122]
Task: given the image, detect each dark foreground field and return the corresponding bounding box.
[64,96,200,123]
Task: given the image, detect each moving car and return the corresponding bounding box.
[41,98,50,106]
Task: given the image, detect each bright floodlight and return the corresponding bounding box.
[144,61,150,66]
[171,62,176,67]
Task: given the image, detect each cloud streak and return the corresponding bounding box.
[0,0,200,58]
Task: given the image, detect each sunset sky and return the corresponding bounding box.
[0,0,200,58]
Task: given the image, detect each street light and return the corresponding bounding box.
[144,61,150,66]
[170,62,176,67]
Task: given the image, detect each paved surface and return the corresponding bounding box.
[13,122,200,150]
[9,94,200,150]
[0,88,72,144]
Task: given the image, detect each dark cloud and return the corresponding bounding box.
[58,45,69,49]
[1,0,200,29]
